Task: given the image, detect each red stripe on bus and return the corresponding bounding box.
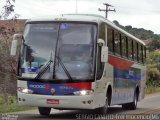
[108,55,134,69]
[63,82,91,89]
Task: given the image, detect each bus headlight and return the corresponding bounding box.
[17,87,33,94]
[73,90,94,96]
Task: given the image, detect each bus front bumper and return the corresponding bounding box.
[18,92,97,110]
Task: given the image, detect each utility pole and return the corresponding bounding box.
[99,3,116,18]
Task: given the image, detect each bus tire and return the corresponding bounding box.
[122,92,138,110]
[96,93,109,114]
[38,107,51,116]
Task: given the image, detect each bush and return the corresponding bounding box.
[0,96,3,105]
[8,95,16,104]
[147,65,160,81]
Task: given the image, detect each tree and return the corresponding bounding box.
[0,0,18,20]
[0,0,20,104]
[146,51,160,87]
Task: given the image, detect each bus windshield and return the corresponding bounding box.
[20,22,97,81]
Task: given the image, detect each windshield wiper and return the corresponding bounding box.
[35,51,53,79]
[55,56,73,81]
[52,23,73,81]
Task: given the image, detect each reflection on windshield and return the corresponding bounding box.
[20,23,97,80]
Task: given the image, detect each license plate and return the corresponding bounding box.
[47,99,59,104]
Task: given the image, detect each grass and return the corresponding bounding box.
[145,86,160,94]
[0,95,35,113]
[0,103,35,113]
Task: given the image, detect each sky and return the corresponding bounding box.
[1,0,160,34]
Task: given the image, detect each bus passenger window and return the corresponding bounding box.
[107,27,113,52]
[132,40,134,60]
[134,41,138,61]
[143,46,146,63]
[141,45,144,63]
[128,38,133,59]
[99,22,105,41]
[126,37,128,58]
[122,35,126,57]
[137,43,140,62]
[120,34,122,56]
[114,31,120,55]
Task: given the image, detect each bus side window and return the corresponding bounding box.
[107,27,113,53]
[132,40,134,60]
[120,34,122,56]
[114,31,120,55]
[122,35,126,57]
[126,37,128,58]
[137,42,139,62]
[134,41,138,61]
[140,45,144,63]
[143,46,146,63]
[128,38,133,60]
[138,43,142,63]
[99,22,106,42]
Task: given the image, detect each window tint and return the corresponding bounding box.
[99,22,105,40]
[128,38,133,59]
[140,45,144,63]
[137,43,140,62]
[126,37,128,58]
[122,35,127,57]
[107,27,113,52]
[143,46,146,63]
[131,40,134,60]
[120,34,122,56]
[134,41,138,61]
[114,31,120,55]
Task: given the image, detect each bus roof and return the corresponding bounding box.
[26,14,145,45]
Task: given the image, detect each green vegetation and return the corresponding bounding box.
[145,51,160,94]
[0,103,34,113]
[145,80,160,94]
[0,95,34,113]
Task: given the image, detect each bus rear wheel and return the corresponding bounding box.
[122,92,138,110]
[38,107,51,116]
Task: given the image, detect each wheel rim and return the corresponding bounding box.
[134,94,137,106]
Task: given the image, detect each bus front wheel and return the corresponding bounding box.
[96,95,109,114]
[38,107,51,116]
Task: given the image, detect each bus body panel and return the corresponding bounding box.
[17,80,106,109]
[107,54,146,105]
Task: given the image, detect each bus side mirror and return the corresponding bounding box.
[101,46,108,62]
[98,38,105,46]
[10,34,22,56]
[98,39,108,62]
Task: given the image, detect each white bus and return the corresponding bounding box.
[11,14,146,115]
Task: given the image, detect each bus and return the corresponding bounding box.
[11,14,146,115]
